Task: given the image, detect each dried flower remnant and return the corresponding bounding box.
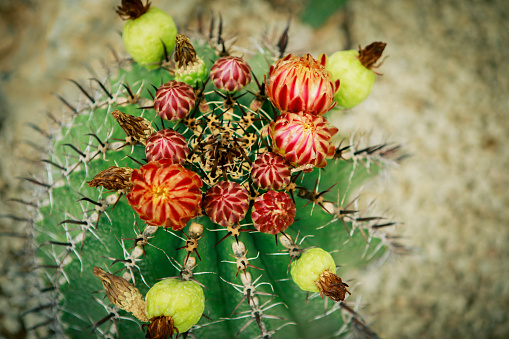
[315,269,351,302]
[111,109,155,145]
[116,0,151,20]
[144,315,177,339]
[174,34,197,68]
[87,166,133,191]
[357,41,387,70]
[93,267,148,322]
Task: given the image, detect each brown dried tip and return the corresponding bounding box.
[357,41,387,70]
[174,34,198,68]
[93,267,148,322]
[315,270,351,302]
[111,109,156,145]
[116,0,151,20]
[143,315,178,339]
[87,166,133,191]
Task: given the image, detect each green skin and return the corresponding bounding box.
[122,7,177,68]
[146,279,205,333]
[326,50,376,109]
[291,247,336,292]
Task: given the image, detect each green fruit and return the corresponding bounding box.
[122,7,177,68]
[145,279,205,333]
[291,247,336,292]
[326,50,376,109]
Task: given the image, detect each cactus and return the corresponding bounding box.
[19,1,405,338]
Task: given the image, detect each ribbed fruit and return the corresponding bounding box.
[265,53,340,115]
[203,181,250,227]
[325,42,386,109]
[127,160,202,230]
[210,56,252,92]
[269,111,338,170]
[154,80,196,121]
[250,152,292,190]
[145,129,189,164]
[251,190,296,234]
[291,247,350,302]
[145,279,205,334]
[120,7,177,68]
[290,247,336,292]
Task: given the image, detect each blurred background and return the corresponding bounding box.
[1,0,508,337]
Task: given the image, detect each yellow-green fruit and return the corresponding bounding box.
[290,247,336,292]
[326,50,376,109]
[145,279,205,333]
[122,7,177,68]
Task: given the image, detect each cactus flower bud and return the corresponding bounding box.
[251,152,291,190]
[251,190,296,234]
[203,181,250,227]
[210,56,252,92]
[145,129,190,164]
[265,53,339,115]
[154,80,196,121]
[127,160,203,230]
[269,111,338,170]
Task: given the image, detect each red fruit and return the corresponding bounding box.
[269,111,338,170]
[250,152,291,190]
[265,54,339,115]
[203,181,250,227]
[127,160,202,230]
[154,80,196,121]
[145,129,189,164]
[251,190,296,235]
[210,56,252,92]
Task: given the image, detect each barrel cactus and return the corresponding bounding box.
[20,1,404,338]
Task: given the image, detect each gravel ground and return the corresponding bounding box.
[1,0,508,338]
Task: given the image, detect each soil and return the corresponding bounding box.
[0,0,508,338]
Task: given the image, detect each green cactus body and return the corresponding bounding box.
[26,12,400,339]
